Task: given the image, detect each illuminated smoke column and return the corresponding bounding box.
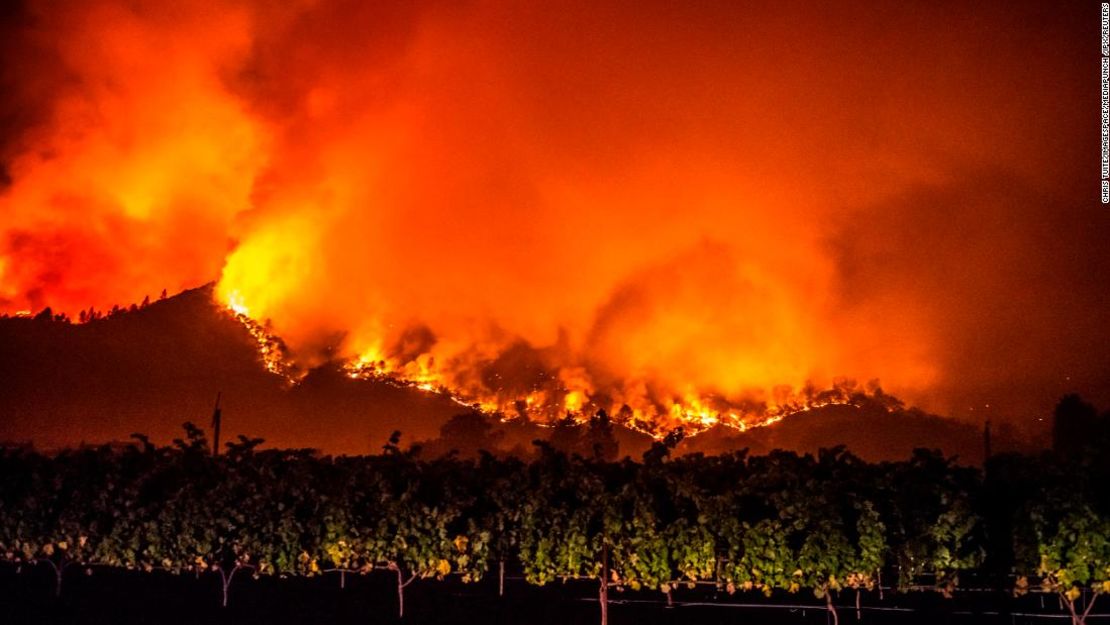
[1,1,1104,428]
[0,2,266,312]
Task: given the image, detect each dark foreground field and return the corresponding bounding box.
[1,566,1105,625]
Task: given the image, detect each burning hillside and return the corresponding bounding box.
[1,284,1033,462]
[225,285,903,438]
[224,286,902,438]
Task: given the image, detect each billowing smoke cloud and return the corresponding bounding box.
[1,0,1105,430]
[0,1,266,312]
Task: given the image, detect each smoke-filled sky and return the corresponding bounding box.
[1,0,1107,431]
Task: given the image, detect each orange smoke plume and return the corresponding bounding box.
[0,1,265,313]
[4,1,1102,432]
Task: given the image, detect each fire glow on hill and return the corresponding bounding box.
[1,1,1104,433]
[222,294,901,438]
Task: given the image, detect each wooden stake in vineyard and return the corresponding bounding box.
[211,392,222,456]
[600,538,609,625]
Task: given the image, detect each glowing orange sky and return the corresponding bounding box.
[1,0,1107,430]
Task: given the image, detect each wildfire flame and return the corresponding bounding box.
[225,298,303,384]
[220,295,898,439]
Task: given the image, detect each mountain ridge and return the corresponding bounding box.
[0,285,1037,462]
